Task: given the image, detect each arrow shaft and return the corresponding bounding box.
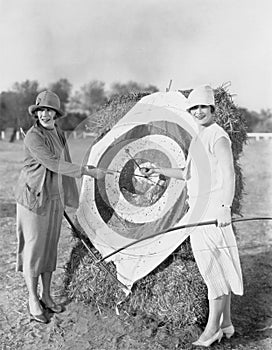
[125,148,141,170]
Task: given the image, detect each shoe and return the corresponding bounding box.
[222,324,235,339]
[39,299,64,313]
[27,304,49,324]
[192,329,223,347]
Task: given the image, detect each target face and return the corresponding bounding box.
[89,119,192,240]
[76,93,198,288]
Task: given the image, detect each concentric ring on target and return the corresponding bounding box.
[93,122,191,238]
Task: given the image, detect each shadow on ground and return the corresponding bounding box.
[0,202,16,218]
[227,250,272,347]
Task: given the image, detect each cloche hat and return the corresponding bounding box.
[28,90,64,117]
[186,84,215,112]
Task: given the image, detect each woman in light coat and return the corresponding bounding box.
[142,85,243,347]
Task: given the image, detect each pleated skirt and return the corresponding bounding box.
[190,224,244,299]
[186,193,244,300]
[16,199,64,277]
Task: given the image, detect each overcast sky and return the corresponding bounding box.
[1,0,271,111]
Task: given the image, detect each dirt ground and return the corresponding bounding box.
[1,138,272,350]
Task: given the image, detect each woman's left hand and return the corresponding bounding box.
[217,206,232,227]
[140,166,159,177]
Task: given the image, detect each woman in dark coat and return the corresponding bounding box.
[15,91,107,323]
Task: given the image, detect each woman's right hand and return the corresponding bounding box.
[82,166,114,179]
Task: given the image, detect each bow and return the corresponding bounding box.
[64,211,130,291]
[97,216,272,264]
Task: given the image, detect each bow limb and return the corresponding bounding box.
[97,219,217,264]
[63,211,130,292]
[97,216,272,264]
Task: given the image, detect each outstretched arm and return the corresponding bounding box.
[81,165,114,179]
[25,132,113,179]
[25,132,83,178]
[141,166,186,180]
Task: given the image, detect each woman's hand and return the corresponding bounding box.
[140,166,160,177]
[217,206,232,227]
[140,166,185,180]
[82,166,114,179]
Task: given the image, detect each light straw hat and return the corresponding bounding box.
[186,84,215,111]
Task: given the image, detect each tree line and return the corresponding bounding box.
[0,78,271,142]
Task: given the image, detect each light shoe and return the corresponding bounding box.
[192,329,223,347]
[222,324,235,339]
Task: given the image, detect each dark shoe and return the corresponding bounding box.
[39,299,64,314]
[27,304,49,324]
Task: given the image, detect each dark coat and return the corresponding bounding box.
[15,122,82,214]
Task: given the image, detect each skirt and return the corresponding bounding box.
[190,224,244,299]
[16,198,64,277]
[185,192,244,300]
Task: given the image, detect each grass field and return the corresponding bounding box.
[235,139,272,251]
[0,138,271,349]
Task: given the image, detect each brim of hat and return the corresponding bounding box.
[186,102,213,111]
[28,104,64,117]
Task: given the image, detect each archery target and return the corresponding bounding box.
[91,120,192,240]
[104,135,183,223]
[76,93,202,289]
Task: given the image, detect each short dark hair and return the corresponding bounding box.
[188,105,215,114]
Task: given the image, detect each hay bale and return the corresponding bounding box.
[63,86,247,338]
[85,92,150,138]
[64,233,206,324]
